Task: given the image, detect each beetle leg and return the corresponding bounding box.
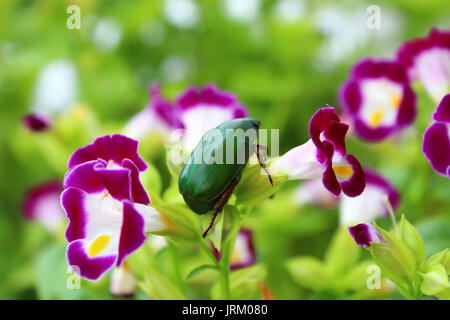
[202,177,240,238]
[256,144,273,186]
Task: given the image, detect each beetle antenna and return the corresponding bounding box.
[256,144,273,186]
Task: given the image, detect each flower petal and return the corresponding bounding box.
[340,168,399,225]
[67,239,117,281]
[94,164,131,202]
[308,106,340,152]
[121,159,150,205]
[433,93,450,123]
[339,154,365,197]
[276,139,324,179]
[176,84,249,151]
[22,181,64,231]
[116,202,147,267]
[323,121,349,155]
[63,160,106,194]
[397,28,450,102]
[62,187,124,243]
[423,122,450,177]
[68,134,147,171]
[62,187,88,242]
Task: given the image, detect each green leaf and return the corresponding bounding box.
[286,256,329,290]
[185,264,219,280]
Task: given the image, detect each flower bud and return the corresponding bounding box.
[234,161,287,208]
[395,215,426,265]
[348,223,418,295]
[110,265,136,298]
[348,223,385,249]
[423,249,448,271]
[369,226,417,293]
[419,263,449,296]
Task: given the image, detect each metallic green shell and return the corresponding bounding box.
[178,118,260,214]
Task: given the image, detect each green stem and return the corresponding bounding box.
[219,265,231,300]
[197,235,230,299]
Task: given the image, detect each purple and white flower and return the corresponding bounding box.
[339,59,417,142]
[348,223,386,249]
[340,168,400,225]
[423,93,450,178]
[275,107,365,197]
[61,134,167,280]
[175,84,249,151]
[397,28,450,102]
[22,180,65,232]
[124,83,182,139]
[230,229,256,270]
[22,112,52,132]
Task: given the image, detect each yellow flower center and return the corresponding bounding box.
[389,93,402,109]
[88,234,111,257]
[231,249,241,265]
[368,110,384,128]
[333,165,354,179]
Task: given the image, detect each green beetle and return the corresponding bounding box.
[178,117,272,237]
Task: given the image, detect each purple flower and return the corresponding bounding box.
[175,84,249,150]
[230,229,256,270]
[423,94,450,178]
[22,180,65,232]
[276,107,365,197]
[348,223,385,249]
[340,168,400,225]
[339,59,417,142]
[124,83,182,138]
[22,113,52,132]
[61,134,167,280]
[397,28,450,102]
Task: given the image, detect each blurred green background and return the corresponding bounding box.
[0,0,449,299]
